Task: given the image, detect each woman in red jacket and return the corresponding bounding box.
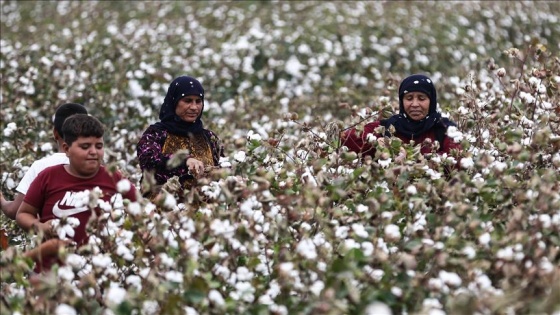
[342,74,461,158]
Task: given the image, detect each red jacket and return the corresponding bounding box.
[342,121,462,157]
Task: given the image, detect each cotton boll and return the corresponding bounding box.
[364,302,392,315]
[428,277,448,293]
[184,306,199,315]
[343,239,361,252]
[60,224,75,239]
[40,142,53,153]
[361,242,374,256]
[234,151,247,162]
[201,182,221,199]
[496,67,506,77]
[366,133,377,143]
[356,204,369,213]
[235,266,254,282]
[116,244,134,261]
[141,300,159,315]
[539,257,554,273]
[92,254,112,268]
[219,156,232,168]
[439,270,462,287]
[462,246,476,259]
[384,224,401,242]
[406,185,417,195]
[539,214,552,229]
[391,286,403,297]
[378,157,392,168]
[184,238,200,258]
[55,304,77,315]
[126,275,142,291]
[296,238,318,260]
[381,211,394,221]
[57,266,75,281]
[208,289,225,306]
[424,298,444,310]
[116,179,131,193]
[425,168,442,180]
[352,223,369,238]
[104,285,127,306]
[163,193,177,209]
[428,309,446,315]
[478,232,491,247]
[65,254,86,269]
[66,217,80,227]
[247,130,262,141]
[310,280,325,296]
[127,202,141,215]
[492,161,507,172]
[3,122,17,137]
[460,157,474,169]
[446,126,464,142]
[230,281,256,303]
[165,271,183,283]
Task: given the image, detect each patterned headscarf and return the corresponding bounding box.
[154,76,205,136]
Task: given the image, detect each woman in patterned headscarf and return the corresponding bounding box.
[342,74,461,157]
[137,76,223,200]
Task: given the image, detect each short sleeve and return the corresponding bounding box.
[22,168,48,210]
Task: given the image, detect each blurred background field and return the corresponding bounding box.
[2,1,558,135]
[1,1,560,314]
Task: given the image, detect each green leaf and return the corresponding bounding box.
[346,248,365,262]
[237,255,247,266]
[183,289,206,304]
[116,301,134,315]
[330,257,350,274]
[404,239,422,251]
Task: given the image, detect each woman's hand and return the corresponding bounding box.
[186,158,205,177]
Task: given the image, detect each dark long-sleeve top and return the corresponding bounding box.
[137,125,223,187]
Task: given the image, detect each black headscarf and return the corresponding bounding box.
[153,76,205,136]
[381,74,454,139]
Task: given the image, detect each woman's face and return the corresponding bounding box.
[175,95,203,123]
[403,92,430,121]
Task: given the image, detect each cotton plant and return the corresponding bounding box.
[50,217,80,240]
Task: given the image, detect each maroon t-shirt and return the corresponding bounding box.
[24,165,137,272]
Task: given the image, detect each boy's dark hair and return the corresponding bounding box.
[53,103,88,135]
[62,114,105,146]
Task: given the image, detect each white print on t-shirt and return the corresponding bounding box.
[52,191,90,218]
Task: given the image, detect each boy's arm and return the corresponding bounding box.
[23,238,67,262]
[16,202,54,238]
[1,192,25,220]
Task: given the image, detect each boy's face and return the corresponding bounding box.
[63,136,104,178]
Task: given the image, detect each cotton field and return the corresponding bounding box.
[1,2,559,314]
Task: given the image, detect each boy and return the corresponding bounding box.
[1,103,88,219]
[16,114,137,272]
